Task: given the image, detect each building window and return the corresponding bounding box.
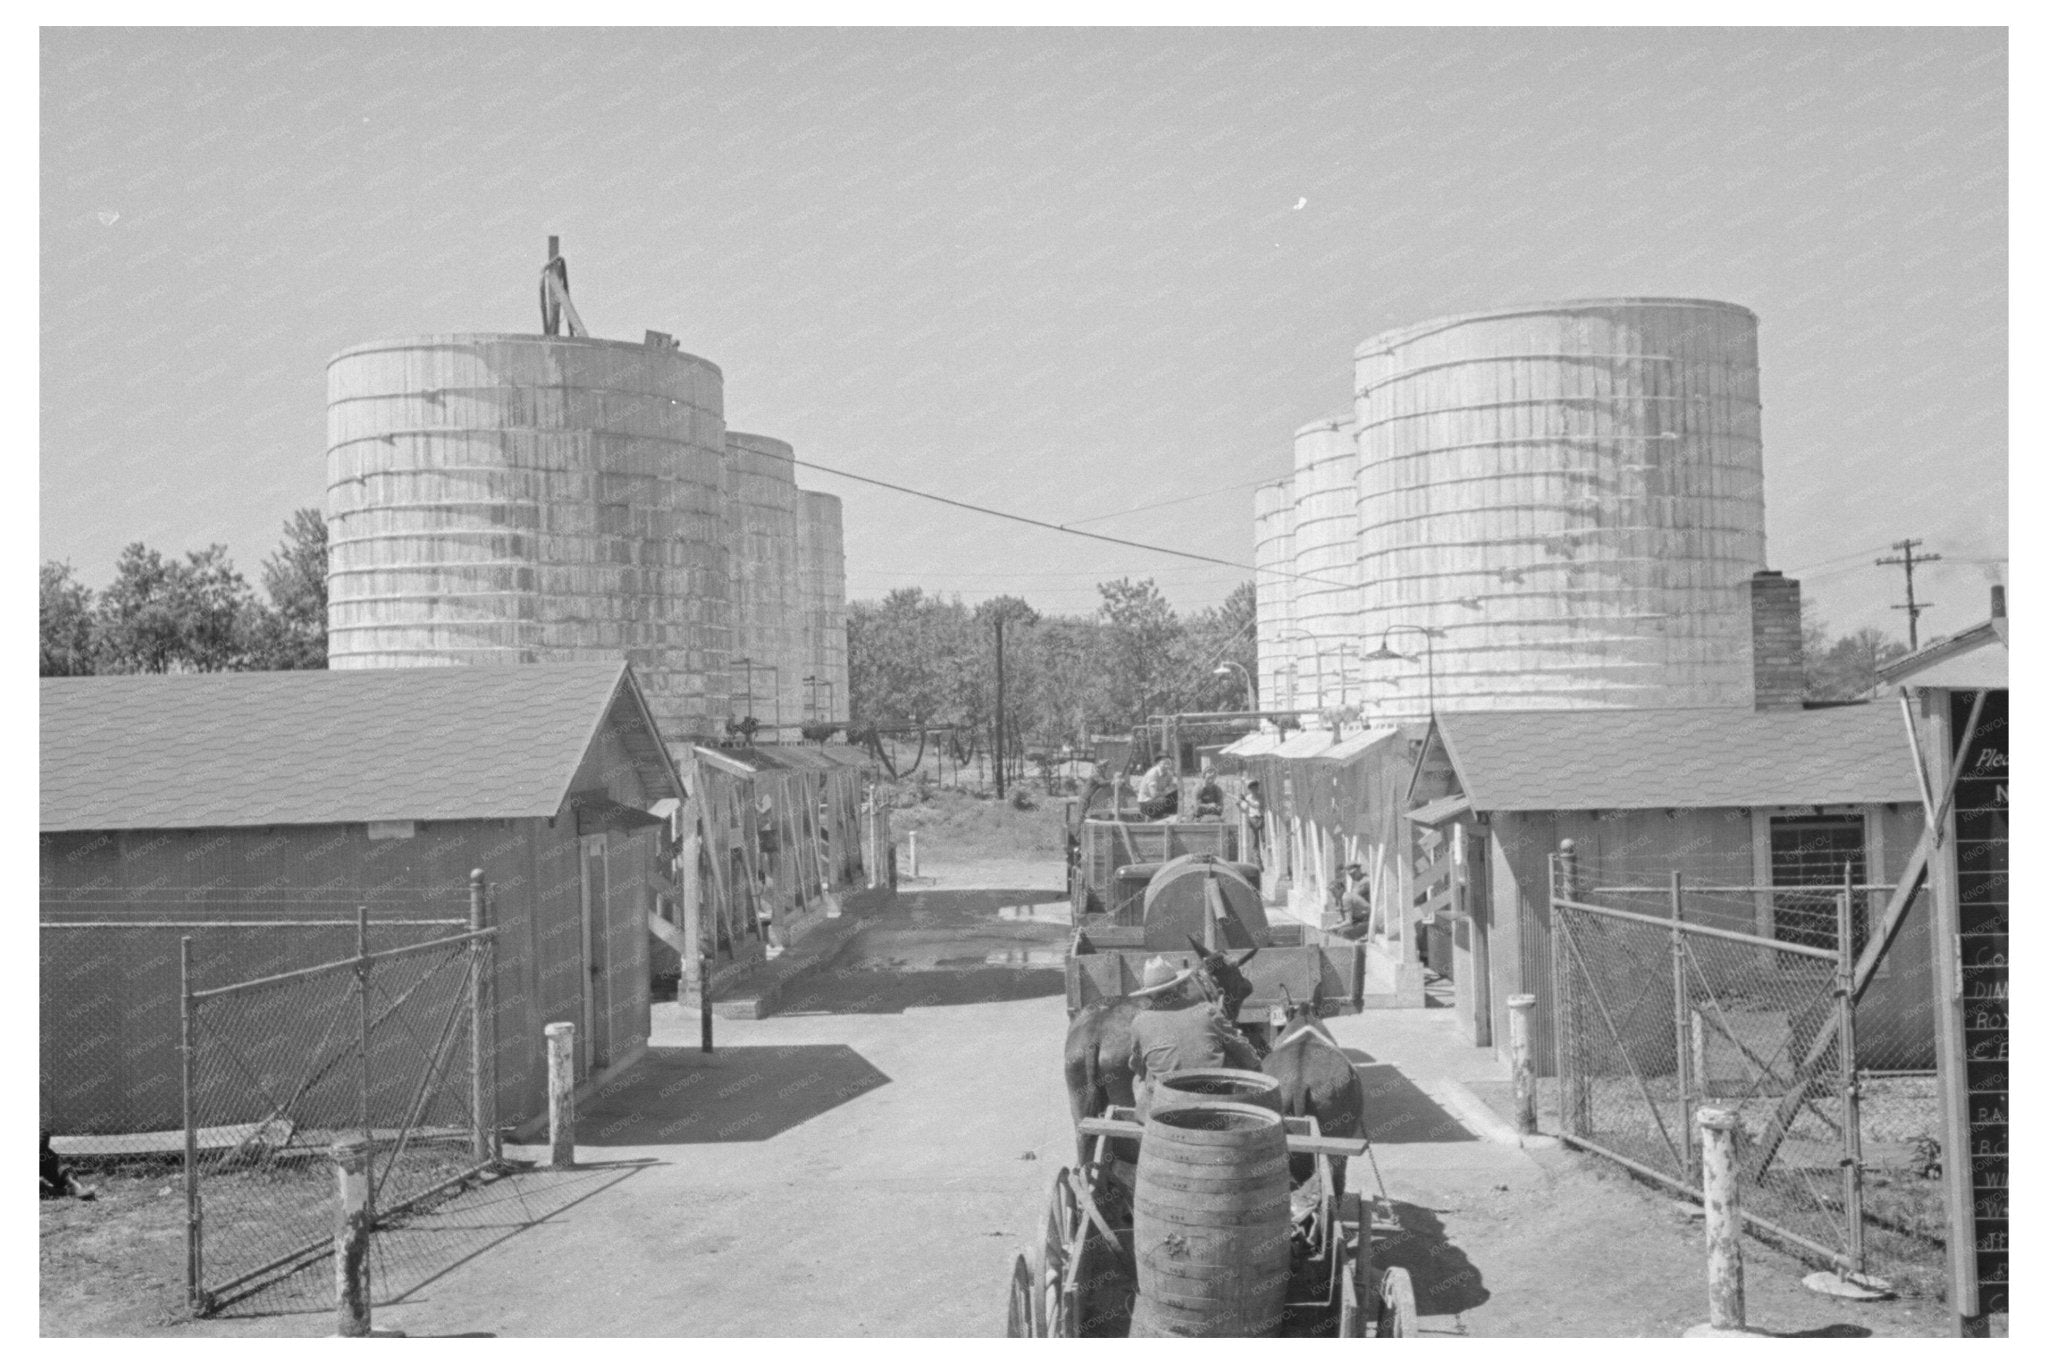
[1768,814,1867,956]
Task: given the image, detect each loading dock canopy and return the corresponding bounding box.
[1315,728,1402,764]
[1219,731,1283,758]
[1405,793,1472,826]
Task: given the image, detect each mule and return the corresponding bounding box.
[1261,987,1366,1198]
[1062,937,1259,1162]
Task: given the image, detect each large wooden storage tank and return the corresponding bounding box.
[1288,413,1361,711]
[796,490,848,725]
[723,432,806,735]
[325,334,729,747]
[1252,478,1295,714]
[1352,298,1766,719]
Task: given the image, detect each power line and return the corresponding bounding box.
[1058,476,1281,528]
[788,453,1355,594]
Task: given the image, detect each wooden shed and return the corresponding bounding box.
[1401,705,1931,1066]
[39,661,683,1139]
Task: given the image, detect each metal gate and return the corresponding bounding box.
[1550,864,1944,1293]
[180,902,498,1314]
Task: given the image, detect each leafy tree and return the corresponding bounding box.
[94,542,257,673]
[1095,577,1182,730]
[39,562,98,676]
[1801,601,1909,700]
[245,508,328,669]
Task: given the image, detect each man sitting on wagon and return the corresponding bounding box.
[1127,955,1262,1118]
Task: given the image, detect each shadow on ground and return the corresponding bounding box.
[207,1161,649,1320]
[1374,1201,1489,1315]
[572,1044,892,1146]
[1344,1054,1477,1145]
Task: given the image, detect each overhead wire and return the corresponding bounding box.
[1057,475,1283,528]
[783,452,1352,595]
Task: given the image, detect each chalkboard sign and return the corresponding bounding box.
[1952,689,2008,1314]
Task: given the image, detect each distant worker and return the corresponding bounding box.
[1193,763,1225,820]
[1126,956,1262,1118]
[1337,864,1373,940]
[1238,779,1267,866]
[1135,757,1180,821]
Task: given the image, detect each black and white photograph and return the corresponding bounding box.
[34,20,2013,1340]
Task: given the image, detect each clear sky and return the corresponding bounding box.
[41,27,2007,641]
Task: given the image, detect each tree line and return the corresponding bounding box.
[39,509,328,676]
[847,578,1258,763]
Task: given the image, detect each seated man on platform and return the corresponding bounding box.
[1192,763,1226,820]
[1134,757,1180,821]
[1127,955,1262,1118]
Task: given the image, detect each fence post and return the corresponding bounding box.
[1553,846,1588,1136]
[468,870,491,1165]
[181,936,204,1316]
[1508,993,1538,1135]
[355,904,371,1141]
[332,1135,373,1337]
[1696,1107,1746,1333]
[1837,867,1866,1276]
[545,1022,576,1169]
[681,800,704,997]
[1673,872,1695,1182]
[908,830,918,880]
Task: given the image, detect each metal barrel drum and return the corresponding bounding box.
[1148,1068,1283,1117]
[1140,855,1269,951]
[1130,1101,1292,1337]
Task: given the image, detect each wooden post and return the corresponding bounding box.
[1508,993,1538,1135]
[1699,1107,1745,1332]
[468,870,490,1164]
[908,830,918,880]
[545,1022,576,1169]
[332,1135,373,1337]
[680,799,704,996]
[355,905,371,1138]
[699,952,714,1055]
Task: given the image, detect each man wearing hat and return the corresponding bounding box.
[1126,955,1262,1117]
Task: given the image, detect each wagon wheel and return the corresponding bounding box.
[1042,1169,1084,1336]
[1376,1267,1418,1338]
[1005,1252,1038,1337]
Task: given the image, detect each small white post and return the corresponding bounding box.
[1697,1106,1747,1334]
[1508,993,1538,1135]
[908,830,918,880]
[545,1021,576,1170]
[331,1135,372,1337]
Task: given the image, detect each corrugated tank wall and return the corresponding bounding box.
[1352,299,1766,720]
[1253,478,1296,715]
[325,334,730,748]
[722,432,806,735]
[796,491,848,725]
[1290,414,1362,712]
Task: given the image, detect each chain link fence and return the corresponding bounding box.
[38,882,499,1317]
[1550,856,1944,1298]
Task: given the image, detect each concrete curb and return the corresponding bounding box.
[1423,1077,1559,1151]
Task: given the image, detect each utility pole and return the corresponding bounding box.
[1876,539,1941,650]
[993,617,1007,800]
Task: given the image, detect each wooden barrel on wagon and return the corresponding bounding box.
[1149,1068,1282,1117]
[1130,1101,1291,1337]
[1140,855,1268,951]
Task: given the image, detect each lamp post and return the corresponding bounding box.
[1213,662,1257,712]
[1363,624,1449,716]
[1273,628,1334,710]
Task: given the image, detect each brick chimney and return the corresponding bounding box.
[1749,570,1804,711]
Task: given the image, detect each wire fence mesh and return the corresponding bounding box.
[182,919,497,1315]
[1549,860,1945,1299]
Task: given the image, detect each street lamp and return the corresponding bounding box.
[1273,627,1336,709]
[1213,662,1256,712]
[1363,624,1449,715]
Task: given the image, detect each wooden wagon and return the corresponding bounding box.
[1005,1102,1416,1337]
